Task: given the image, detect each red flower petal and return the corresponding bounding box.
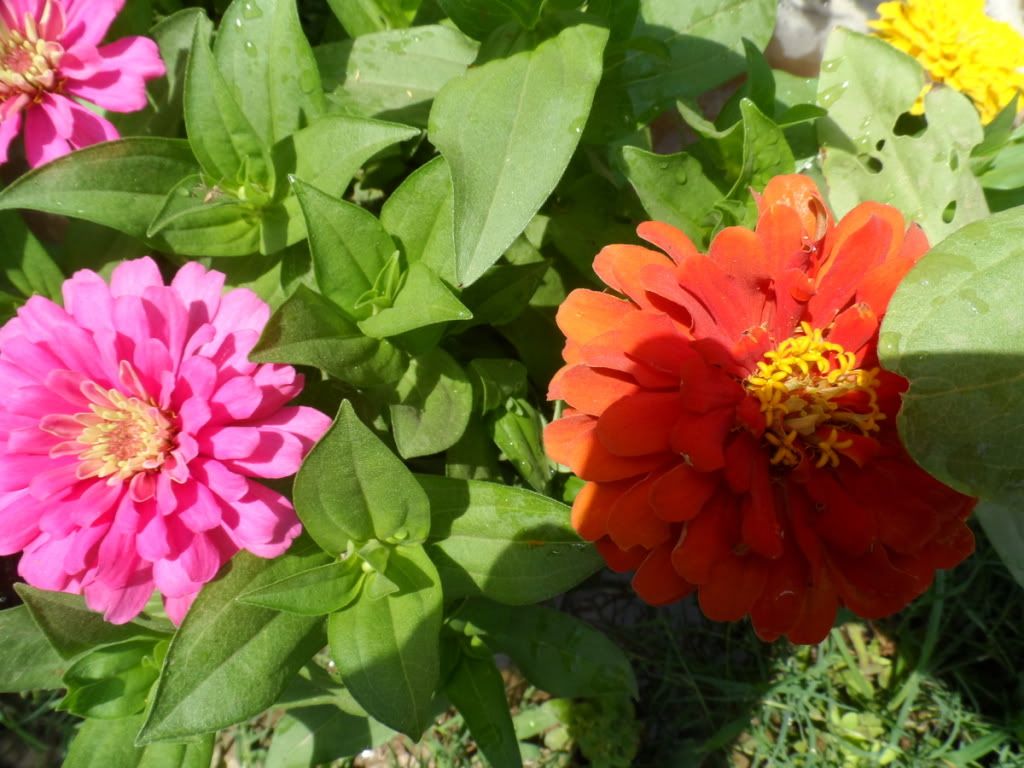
[632,542,694,605]
[544,413,666,481]
[650,463,719,522]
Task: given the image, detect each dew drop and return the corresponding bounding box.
[241,0,263,19]
[877,331,901,358]
[244,40,257,57]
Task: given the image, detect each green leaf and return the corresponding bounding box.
[215,0,325,147]
[238,558,365,615]
[327,0,420,36]
[380,156,457,283]
[63,715,214,768]
[327,544,442,739]
[454,600,638,698]
[0,605,66,692]
[60,638,164,720]
[490,397,551,491]
[293,180,396,318]
[319,26,478,127]
[294,400,432,554]
[976,498,1024,589]
[459,261,549,327]
[429,23,608,285]
[818,28,987,240]
[418,476,602,603]
[607,0,776,126]
[0,138,199,240]
[725,98,795,206]
[0,211,63,301]
[264,706,396,768]
[879,206,1024,501]
[358,263,472,338]
[618,146,723,246]
[147,175,261,257]
[468,359,529,413]
[251,285,406,388]
[137,546,330,743]
[389,346,473,458]
[444,652,522,768]
[282,116,419,201]
[436,0,544,40]
[14,585,167,660]
[184,21,273,192]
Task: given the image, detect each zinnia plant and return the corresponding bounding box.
[0,0,165,166]
[545,175,975,644]
[0,258,330,623]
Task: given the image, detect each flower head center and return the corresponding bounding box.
[0,5,64,101]
[745,323,883,469]
[70,388,176,481]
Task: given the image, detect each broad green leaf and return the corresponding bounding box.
[445,415,504,482]
[389,346,473,458]
[293,180,396,318]
[459,261,549,328]
[294,400,432,554]
[328,545,442,738]
[976,498,1024,589]
[0,139,198,240]
[238,558,365,615]
[429,23,608,285]
[215,0,325,146]
[319,27,478,127]
[490,398,551,491]
[468,359,529,413]
[60,638,164,720]
[725,98,795,209]
[445,652,522,768]
[607,0,776,127]
[184,22,273,192]
[358,263,472,338]
[251,285,406,388]
[0,211,63,301]
[618,146,723,246]
[454,600,638,698]
[818,28,987,239]
[137,546,330,743]
[0,605,66,692]
[282,116,419,200]
[436,0,543,40]
[327,0,420,36]
[63,715,214,768]
[264,706,396,768]
[380,155,457,283]
[879,206,1024,501]
[14,585,167,660]
[418,476,602,603]
[147,175,261,257]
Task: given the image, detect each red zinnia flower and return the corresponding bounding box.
[544,175,975,644]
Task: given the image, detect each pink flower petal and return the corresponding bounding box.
[60,0,124,49]
[65,37,165,113]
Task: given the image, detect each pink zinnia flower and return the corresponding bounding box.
[0,0,165,167]
[0,258,331,624]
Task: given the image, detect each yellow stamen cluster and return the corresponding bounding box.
[74,388,176,482]
[746,323,883,469]
[870,0,1024,123]
[0,0,64,102]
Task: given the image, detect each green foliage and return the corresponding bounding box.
[817,28,988,239]
[294,400,432,554]
[237,558,366,615]
[443,649,522,768]
[327,544,443,739]
[419,475,602,604]
[880,206,1024,502]
[63,715,213,768]
[263,705,395,767]
[429,22,608,285]
[138,545,330,743]
[0,606,66,692]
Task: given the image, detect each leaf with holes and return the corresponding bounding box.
[817,28,987,239]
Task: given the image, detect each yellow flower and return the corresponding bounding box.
[871,0,1024,122]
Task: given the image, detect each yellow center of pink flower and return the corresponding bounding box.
[73,388,176,481]
[745,323,884,469]
[0,2,64,101]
